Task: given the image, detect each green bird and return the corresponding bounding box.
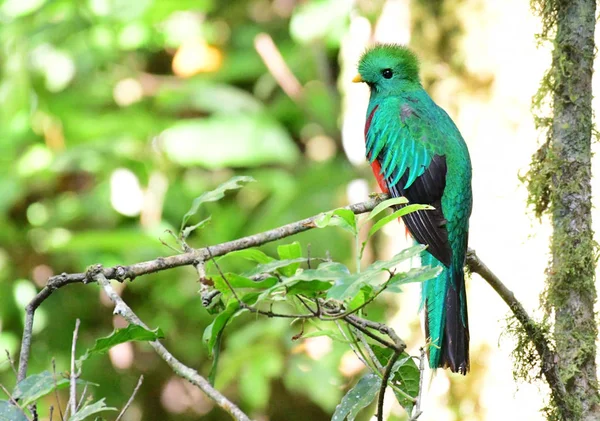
[354,44,473,374]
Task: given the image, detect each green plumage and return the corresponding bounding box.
[357,45,472,374]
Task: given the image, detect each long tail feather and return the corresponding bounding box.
[422,253,470,374]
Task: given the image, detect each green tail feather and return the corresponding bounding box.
[421,253,470,374]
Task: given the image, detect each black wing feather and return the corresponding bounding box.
[385,154,452,267]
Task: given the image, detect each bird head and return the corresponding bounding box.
[353,44,420,94]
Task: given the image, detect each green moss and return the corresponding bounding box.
[522,61,556,218]
[520,140,554,218]
[505,315,550,383]
[530,0,572,38]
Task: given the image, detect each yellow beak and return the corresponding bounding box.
[352,74,364,83]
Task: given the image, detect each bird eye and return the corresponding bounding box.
[381,68,393,79]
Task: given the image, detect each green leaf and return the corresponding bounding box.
[213,273,277,292]
[327,245,426,301]
[371,347,419,414]
[181,216,211,239]
[220,248,275,265]
[180,175,255,231]
[332,209,357,234]
[367,204,433,240]
[0,400,28,421]
[277,242,303,276]
[315,209,357,234]
[314,211,333,228]
[326,271,379,301]
[286,262,351,282]
[387,265,442,292]
[300,329,346,342]
[257,262,350,302]
[77,325,164,369]
[367,197,409,220]
[391,357,420,414]
[277,241,302,259]
[331,373,381,421]
[208,329,223,386]
[203,300,242,357]
[13,371,69,406]
[346,285,374,311]
[365,245,426,272]
[287,280,331,296]
[207,248,276,289]
[68,398,117,421]
[243,257,308,277]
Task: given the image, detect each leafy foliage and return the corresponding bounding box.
[68,399,117,421]
[0,400,28,421]
[180,176,255,234]
[12,371,90,407]
[331,373,381,421]
[372,346,420,413]
[77,325,165,369]
[195,178,432,418]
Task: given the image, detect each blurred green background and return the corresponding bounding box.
[0,1,377,420]
[0,0,563,420]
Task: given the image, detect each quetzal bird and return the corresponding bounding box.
[354,44,473,374]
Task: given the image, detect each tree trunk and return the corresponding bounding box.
[549,0,599,419]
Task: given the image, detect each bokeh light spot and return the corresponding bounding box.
[172,39,223,77]
[27,202,49,226]
[110,168,144,217]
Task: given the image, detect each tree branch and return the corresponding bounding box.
[17,196,386,381]
[466,249,570,419]
[95,273,252,421]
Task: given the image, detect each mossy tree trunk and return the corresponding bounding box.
[545,0,599,419]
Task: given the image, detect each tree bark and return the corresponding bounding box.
[549,0,599,419]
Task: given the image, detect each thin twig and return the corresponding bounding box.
[51,359,64,421]
[409,347,426,421]
[334,322,371,369]
[377,349,402,421]
[0,383,32,421]
[296,295,318,316]
[96,274,252,421]
[49,406,53,421]
[68,319,81,417]
[5,350,17,377]
[76,383,88,411]
[115,375,144,421]
[355,330,384,372]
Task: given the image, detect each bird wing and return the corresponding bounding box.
[365,97,452,267]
